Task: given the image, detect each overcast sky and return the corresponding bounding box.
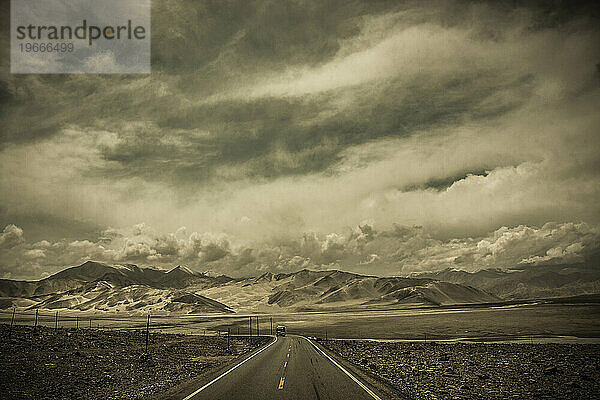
[1,0,599,279]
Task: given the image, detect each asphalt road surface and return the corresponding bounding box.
[182,335,383,400]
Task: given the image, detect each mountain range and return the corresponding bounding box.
[1,259,598,314]
[0,262,235,313]
[414,257,600,300]
[0,261,501,313]
[199,269,499,312]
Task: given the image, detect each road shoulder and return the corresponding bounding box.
[155,336,275,400]
[309,338,407,400]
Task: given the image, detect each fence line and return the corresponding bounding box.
[1,309,274,363]
[1,309,274,338]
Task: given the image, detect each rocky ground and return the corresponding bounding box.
[0,323,268,399]
[324,340,600,400]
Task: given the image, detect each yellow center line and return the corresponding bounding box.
[287,353,290,357]
[278,377,285,390]
[284,361,287,368]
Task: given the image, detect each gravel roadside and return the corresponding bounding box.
[0,323,268,399]
[323,339,600,400]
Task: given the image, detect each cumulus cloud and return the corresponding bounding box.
[183,233,231,262]
[23,249,45,259]
[2,221,598,280]
[0,224,24,249]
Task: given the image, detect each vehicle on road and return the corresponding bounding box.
[276,325,286,336]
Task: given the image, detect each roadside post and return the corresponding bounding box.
[145,313,150,354]
[34,309,38,332]
[9,307,15,338]
[54,311,58,331]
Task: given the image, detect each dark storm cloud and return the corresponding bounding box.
[0,0,368,145]
[95,67,534,185]
[0,0,595,182]
[152,0,365,73]
[402,170,490,192]
[1,0,599,279]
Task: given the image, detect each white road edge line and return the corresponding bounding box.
[303,336,383,400]
[182,336,278,400]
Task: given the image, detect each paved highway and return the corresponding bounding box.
[181,335,384,400]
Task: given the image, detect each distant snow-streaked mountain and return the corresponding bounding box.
[414,261,600,300]
[0,261,233,298]
[197,269,500,311]
[30,282,234,314]
[0,261,236,313]
[7,259,598,314]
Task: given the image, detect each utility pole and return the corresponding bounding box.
[34,309,38,332]
[76,316,79,330]
[89,318,92,329]
[145,313,150,354]
[270,317,273,336]
[54,311,58,331]
[249,316,252,343]
[257,316,260,337]
[227,328,230,353]
[9,307,15,338]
